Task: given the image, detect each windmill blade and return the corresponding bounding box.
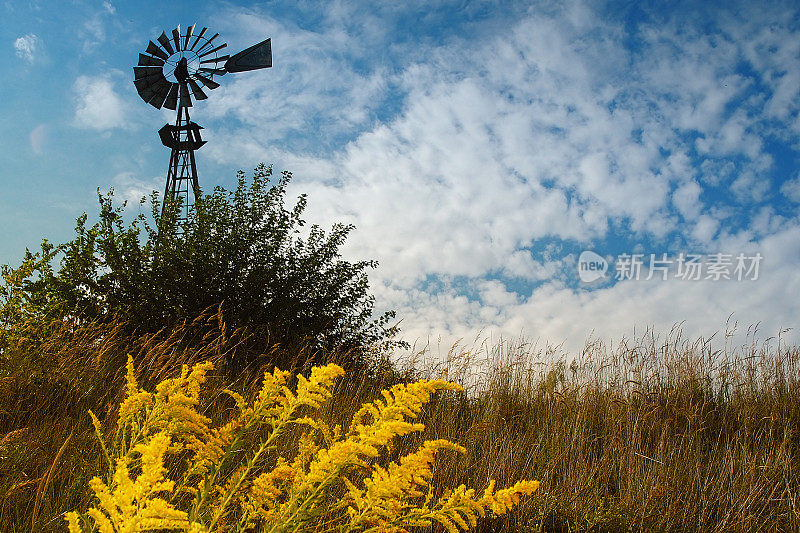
[193,73,220,90]
[134,73,164,85]
[180,83,193,107]
[172,25,182,52]
[187,78,208,100]
[196,32,219,55]
[146,40,169,61]
[134,77,159,101]
[199,42,227,58]
[198,67,226,76]
[184,24,195,50]
[134,74,169,105]
[146,78,172,109]
[138,53,164,67]
[163,83,179,110]
[136,75,166,89]
[157,31,174,55]
[224,38,271,72]
[200,55,229,64]
[148,83,172,109]
[134,66,164,80]
[189,26,208,51]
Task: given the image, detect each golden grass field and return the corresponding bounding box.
[2,311,798,531]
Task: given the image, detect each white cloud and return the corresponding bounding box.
[736,16,800,139]
[29,124,47,155]
[78,1,119,51]
[82,15,105,46]
[672,180,703,220]
[72,74,130,131]
[13,34,39,62]
[691,215,720,246]
[731,168,771,204]
[111,172,162,206]
[781,175,800,203]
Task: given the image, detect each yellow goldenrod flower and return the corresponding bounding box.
[64,511,81,533]
[67,358,537,533]
[244,457,295,518]
[296,364,345,408]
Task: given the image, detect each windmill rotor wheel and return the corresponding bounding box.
[134,24,227,110]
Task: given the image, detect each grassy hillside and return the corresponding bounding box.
[1,312,798,531]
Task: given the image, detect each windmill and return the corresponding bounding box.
[133,24,272,228]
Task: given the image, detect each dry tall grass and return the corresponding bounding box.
[404,329,800,531]
[1,315,798,532]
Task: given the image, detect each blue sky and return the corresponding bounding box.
[2,0,800,354]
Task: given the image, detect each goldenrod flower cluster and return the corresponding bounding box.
[66,356,538,532]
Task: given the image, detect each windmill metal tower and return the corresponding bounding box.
[133,24,272,228]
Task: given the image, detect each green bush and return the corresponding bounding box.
[1,164,401,370]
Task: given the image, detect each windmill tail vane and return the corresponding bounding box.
[133,24,272,230]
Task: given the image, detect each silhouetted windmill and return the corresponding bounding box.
[133,24,272,227]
